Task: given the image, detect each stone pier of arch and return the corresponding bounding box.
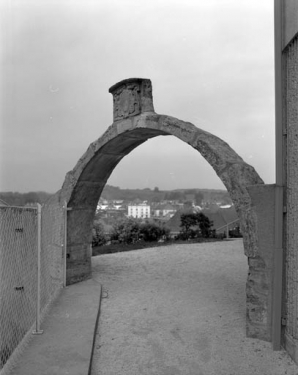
[51,78,278,344]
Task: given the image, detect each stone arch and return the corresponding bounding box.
[52,78,272,341]
[56,78,264,285]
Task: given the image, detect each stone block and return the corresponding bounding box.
[109,78,154,122]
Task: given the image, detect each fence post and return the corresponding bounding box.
[32,203,43,335]
[63,201,67,287]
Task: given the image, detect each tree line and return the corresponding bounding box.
[92,212,214,248]
[100,185,232,205]
[0,186,232,207]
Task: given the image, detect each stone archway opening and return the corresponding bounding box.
[54,78,271,342]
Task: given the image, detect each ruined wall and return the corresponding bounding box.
[56,77,274,342]
[59,111,264,285]
[247,184,276,341]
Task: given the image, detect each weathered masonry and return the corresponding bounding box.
[50,76,279,344]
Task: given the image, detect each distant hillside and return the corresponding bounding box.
[0,191,53,206]
[101,185,232,205]
[0,185,232,207]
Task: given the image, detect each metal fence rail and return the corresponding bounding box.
[216,218,240,239]
[0,202,65,374]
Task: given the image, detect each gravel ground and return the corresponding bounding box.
[90,239,298,375]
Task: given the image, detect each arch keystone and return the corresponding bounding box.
[109,78,155,121]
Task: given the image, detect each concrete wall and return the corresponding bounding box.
[273,0,298,361]
[283,0,298,48]
[281,11,298,360]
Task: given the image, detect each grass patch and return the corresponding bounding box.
[92,237,224,256]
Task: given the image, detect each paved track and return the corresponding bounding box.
[91,240,298,375]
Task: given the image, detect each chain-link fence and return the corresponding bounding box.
[0,202,65,374]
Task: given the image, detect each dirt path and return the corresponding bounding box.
[90,239,298,375]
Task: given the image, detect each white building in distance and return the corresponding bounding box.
[128,203,150,219]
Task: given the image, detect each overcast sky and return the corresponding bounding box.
[0,0,275,193]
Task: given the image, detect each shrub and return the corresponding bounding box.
[140,221,170,242]
[92,222,107,247]
[110,217,141,244]
[179,212,213,240]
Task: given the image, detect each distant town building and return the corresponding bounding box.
[152,203,177,218]
[24,202,38,207]
[97,200,124,212]
[128,203,150,219]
